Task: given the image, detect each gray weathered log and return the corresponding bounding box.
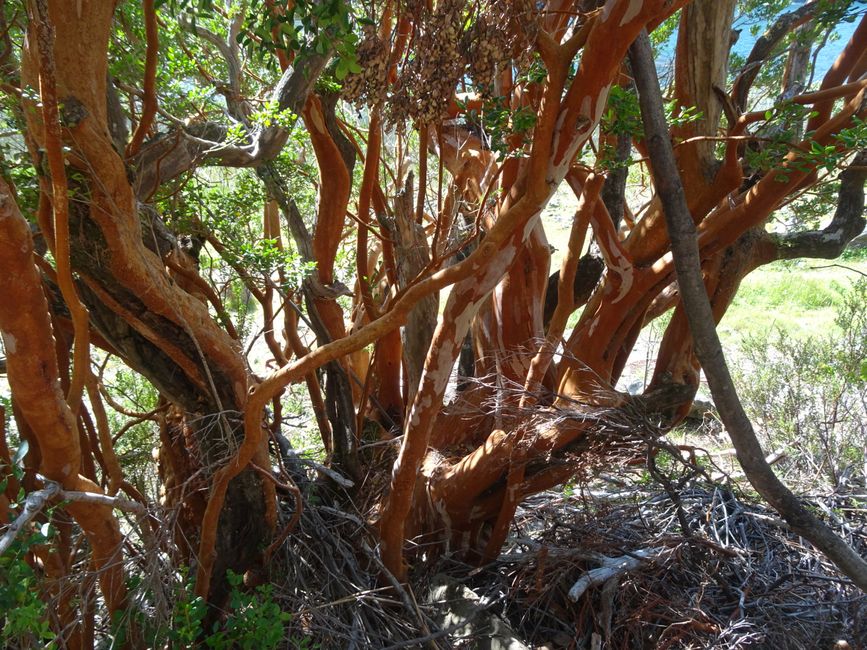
[380,173,438,401]
[568,547,670,602]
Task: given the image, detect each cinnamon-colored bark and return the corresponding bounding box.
[0,177,127,614]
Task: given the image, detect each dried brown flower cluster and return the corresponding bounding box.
[389,0,466,124]
[341,24,389,107]
[462,0,538,91]
[341,0,540,123]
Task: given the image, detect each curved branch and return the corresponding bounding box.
[0,176,128,613]
[127,0,158,156]
[32,0,90,414]
[759,150,867,263]
[631,28,867,592]
[132,50,330,199]
[730,1,815,111]
[179,11,245,119]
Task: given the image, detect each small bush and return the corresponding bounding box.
[734,280,867,490]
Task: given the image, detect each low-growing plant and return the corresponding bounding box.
[205,571,292,649]
[0,445,56,648]
[733,280,867,490]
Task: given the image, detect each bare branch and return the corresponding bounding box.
[763,150,867,261]
[132,50,330,199]
[0,482,60,556]
[731,1,816,111]
[568,547,671,601]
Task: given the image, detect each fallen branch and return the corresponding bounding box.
[0,480,148,556]
[0,482,60,555]
[568,547,671,601]
[58,489,147,516]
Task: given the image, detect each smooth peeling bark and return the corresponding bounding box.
[200,0,687,587]
[698,83,867,254]
[806,13,867,133]
[362,195,398,417]
[126,0,158,156]
[0,178,127,614]
[622,0,743,268]
[522,174,603,402]
[379,0,683,577]
[566,76,867,399]
[730,1,815,112]
[556,172,657,396]
[22,0,275,608]
[648,230,762,412]
[557,251,675,399]
[377,68,570,577]
[672,0,737,177]
[437,124,495,205]
[491,219,551,387]
[548,0,689,177]
[198,173,573,594]
[305,95,351,287]
[31,0,90,415]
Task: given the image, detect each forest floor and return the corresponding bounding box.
[275,472,867,649]
[270,236,867,648]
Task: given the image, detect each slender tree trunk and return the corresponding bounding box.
[630,28,867,592]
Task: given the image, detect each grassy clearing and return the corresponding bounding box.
[719,259,867,342]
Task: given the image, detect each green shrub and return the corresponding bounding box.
[0,448,56,648]
[204,571,292,650]
[733,280,867,489]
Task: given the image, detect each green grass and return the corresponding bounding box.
[719,260,867,342]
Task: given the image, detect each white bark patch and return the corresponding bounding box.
[549,112,568,174]
[588,315,601,338]
[452,302,476,342]
[62,463,72,477]
[432,340,456,395]
[480,244,516,288]
[522,212,542,242]
[308,105,327,133]
[594,85,611,122]
[612,264,634,304]
[619,0,643,26]
[600,0,616,23]
[2,332,16,353]
[607,232,634,304]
